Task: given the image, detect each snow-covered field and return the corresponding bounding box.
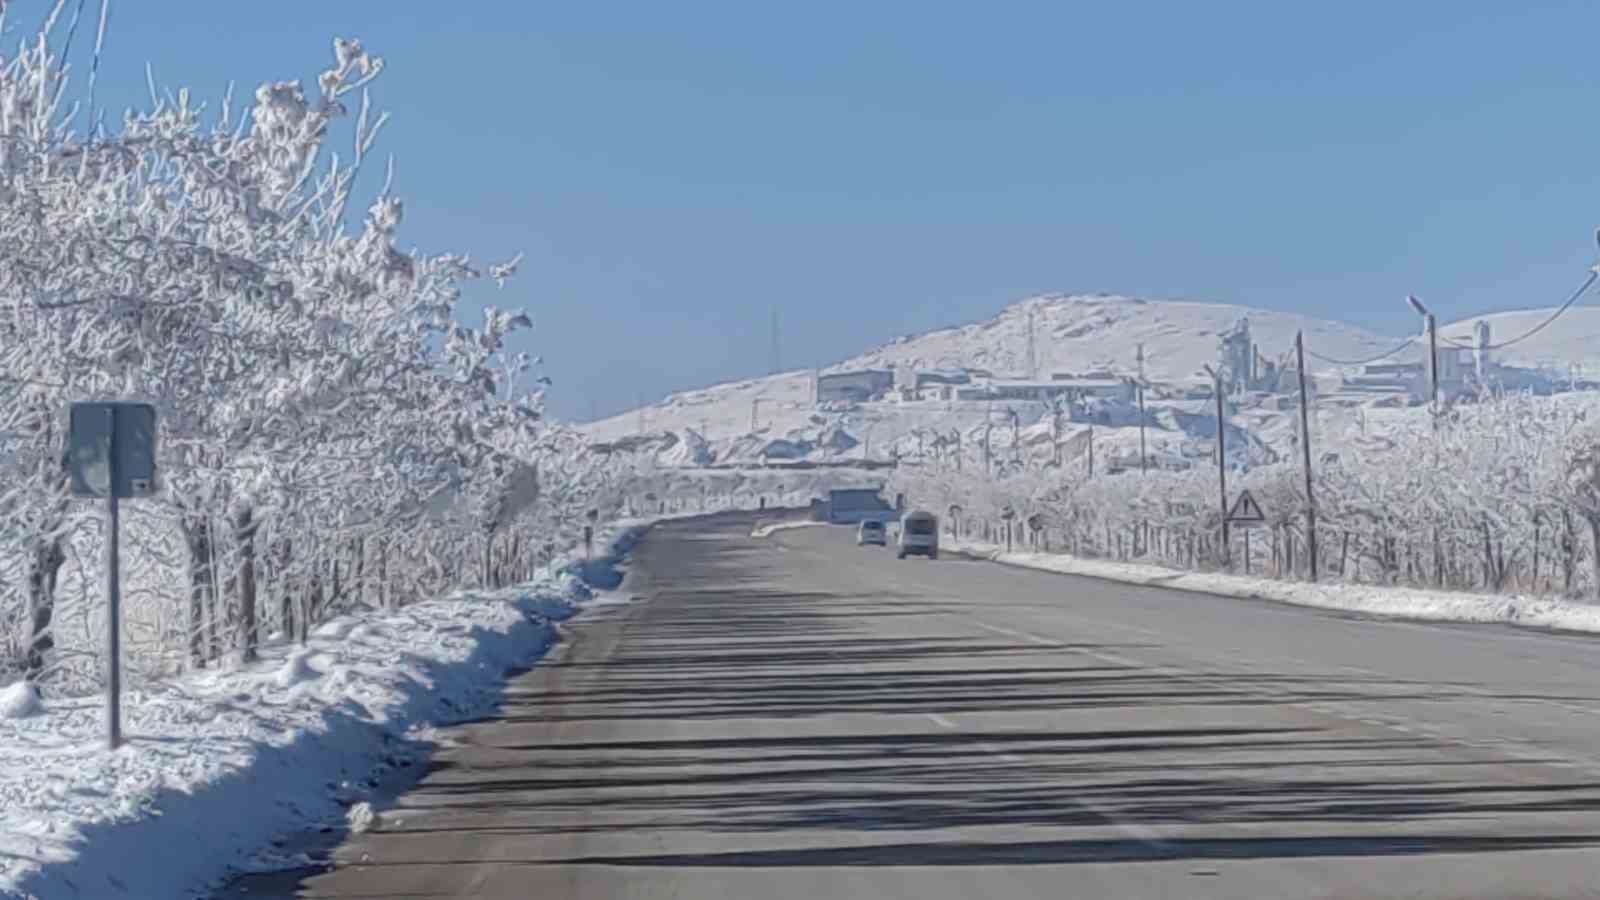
[0,521,654,900]
[951,537,1600,636]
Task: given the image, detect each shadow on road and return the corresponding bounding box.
[223,513,1600,898]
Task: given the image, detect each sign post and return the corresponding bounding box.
[1226,490,1266,526]
[1226,490,1265,576]
[66,401,157,751]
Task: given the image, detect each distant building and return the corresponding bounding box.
[912,369,972,401]
[914,369,972,388]
[959,380,1076,402]
[825,488,893,524]
[1048,374,1137,405]
[1333,349,1472,404]
[817,369,895,404]
[956,377,1135,406]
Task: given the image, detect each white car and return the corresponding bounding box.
[857,519,887,546]
[896,510,939,559]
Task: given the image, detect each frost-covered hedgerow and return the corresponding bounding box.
[890,391,1600,599]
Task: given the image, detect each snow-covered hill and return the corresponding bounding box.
[584,293,1413,469]
[1441,307,1600,376]
[837,293,1408,381]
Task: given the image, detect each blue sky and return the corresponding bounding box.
[54,0,1600,420]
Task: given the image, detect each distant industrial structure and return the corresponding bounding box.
[803,314,1592,433]
[912,369,972,400]
[816,368,896,403]
[951,374,1134,406]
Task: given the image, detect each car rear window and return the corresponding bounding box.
[863,521,883,530]
[906,520,935,535]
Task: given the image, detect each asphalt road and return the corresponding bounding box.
[231,514,1600,899]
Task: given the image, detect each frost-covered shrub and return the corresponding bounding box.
[891,391,1600,598]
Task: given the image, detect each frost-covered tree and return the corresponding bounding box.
[0,26,624,691]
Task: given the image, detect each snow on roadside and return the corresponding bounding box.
[0,682,41,720]
[751,519,826,538]
[950,538,1600,634]
[0,521,656,900]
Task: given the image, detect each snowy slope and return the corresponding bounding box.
[583,293,1406,468]
[837,293,1409,381]
[1440,307,1600,375]
[589,370,814,445]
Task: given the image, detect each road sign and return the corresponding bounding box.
[66,401,158,753]
[1226,489,1266,525]
[67,402,157,499]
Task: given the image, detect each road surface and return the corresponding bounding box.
[231,514,1600,899]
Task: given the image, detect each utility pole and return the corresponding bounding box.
[1407,295,1439,428]
[1026,307,1037,379]
[750,398,761,432]
[1295,331,1318,581]
[637,392,646,434]
[983,421,993,474]
[1087,424,1094,478]
[1135,378,1147,473]
[1052,401,1062,466]
[1204,364,1229,567]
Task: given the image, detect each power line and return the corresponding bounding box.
[1303,336,1418,367]
[1440,270,1599,351]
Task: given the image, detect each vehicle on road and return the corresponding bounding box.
[857,519,887,546]
[896,510,939,559]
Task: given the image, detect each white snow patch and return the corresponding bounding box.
[0,680,41,719]
[274,649,320,689]
[751,519,827,538]
[346,801,375,834]
[312,618,357,640]
[0,521,654,900]
[953,538,1600,635]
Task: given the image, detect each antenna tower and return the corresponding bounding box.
[769,309,781,375]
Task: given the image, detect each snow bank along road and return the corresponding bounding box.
[235,515,1600,899]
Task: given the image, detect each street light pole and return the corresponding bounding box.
[1407,295,1439,427]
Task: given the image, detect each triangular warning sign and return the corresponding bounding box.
[1227,489,1265,524]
